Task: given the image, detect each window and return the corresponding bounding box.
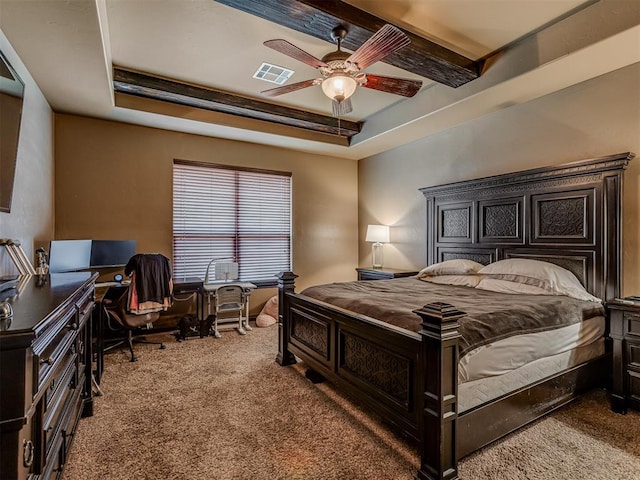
[173,160,291,286]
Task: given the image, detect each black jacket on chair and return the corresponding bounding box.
[125,254,173,312]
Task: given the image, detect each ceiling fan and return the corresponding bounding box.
[261,24,423,116]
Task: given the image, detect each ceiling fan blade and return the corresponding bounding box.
[264,39,329,69]
[261,78,319,97]
[362,74,422,97]
[346,24,410,70]
[332,98,352,116]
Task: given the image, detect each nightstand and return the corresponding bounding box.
[608,299,640,413]
[356,267,419,281]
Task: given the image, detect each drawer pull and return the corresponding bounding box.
[40,357,53,366]
[23,439,34,467]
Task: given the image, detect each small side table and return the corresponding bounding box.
[608,298,640,413]
[356,267,419,281]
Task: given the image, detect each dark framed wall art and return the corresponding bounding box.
[0,50,25,213]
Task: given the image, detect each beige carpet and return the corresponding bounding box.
[63,326,640,480]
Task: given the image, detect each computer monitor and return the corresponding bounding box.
[90,240,136,268]
[48,240,92,273]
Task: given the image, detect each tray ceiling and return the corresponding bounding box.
[1,0,638,159]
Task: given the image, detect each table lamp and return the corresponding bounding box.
[365,224,390,269]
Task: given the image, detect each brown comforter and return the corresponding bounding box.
[301,278,604,358]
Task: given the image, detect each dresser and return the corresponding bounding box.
[608,299,640,413]
[0,272,97,480]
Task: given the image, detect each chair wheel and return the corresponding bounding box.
[159,344,166,349]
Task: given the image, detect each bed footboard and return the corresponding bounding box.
[276,272,464,480]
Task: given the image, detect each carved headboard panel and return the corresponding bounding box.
[420,152,634,300]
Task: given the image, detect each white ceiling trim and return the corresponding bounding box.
[96,0,114,106]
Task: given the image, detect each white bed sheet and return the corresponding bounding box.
[459,316,605,383]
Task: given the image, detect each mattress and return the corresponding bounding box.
[458,338,605,413]
[459,315,605,382]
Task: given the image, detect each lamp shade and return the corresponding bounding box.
[321,73,358,102]
[365,224,390,243]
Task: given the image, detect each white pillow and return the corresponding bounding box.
[417,259,484,277]
[420,274,483,288]
[476,258,601,302]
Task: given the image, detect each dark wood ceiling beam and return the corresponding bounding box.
[214,0,482,88]
[113,67,361,139]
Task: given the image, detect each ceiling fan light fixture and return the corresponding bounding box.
[321,73,357,103]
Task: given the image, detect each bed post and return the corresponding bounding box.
[413,302,464,480]
[276,271,298,366]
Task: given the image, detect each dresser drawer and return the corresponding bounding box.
[43,356,77,457]
[34,289,93,396]
[629,342,640,369]
[75,288,94,332]
[629,371,640,404]
[358,270,392,280]
[60,384,84,465]
[43,354,77,414]
[40,432,64,480]
[36,322,78,396]
[43,381,83,477]
[40,372,84,480]
[625,312,640,338]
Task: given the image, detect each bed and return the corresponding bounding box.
[276,152,633,480]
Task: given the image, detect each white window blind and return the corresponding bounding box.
[173,161,291,284]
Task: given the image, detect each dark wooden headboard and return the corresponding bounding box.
[420,152,634,301]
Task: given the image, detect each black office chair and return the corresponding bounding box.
[103,286,166,362]
[103,253,173,361]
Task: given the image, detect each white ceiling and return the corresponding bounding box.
[1,0,638,160]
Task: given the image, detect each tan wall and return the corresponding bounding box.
[55,115,358,311]
[359,63,640,296]
[0,29,54,276]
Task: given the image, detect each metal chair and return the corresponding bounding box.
[212,284,246,337]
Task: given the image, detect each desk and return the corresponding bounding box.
[203,281,257,336]
[173,276,205,321]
